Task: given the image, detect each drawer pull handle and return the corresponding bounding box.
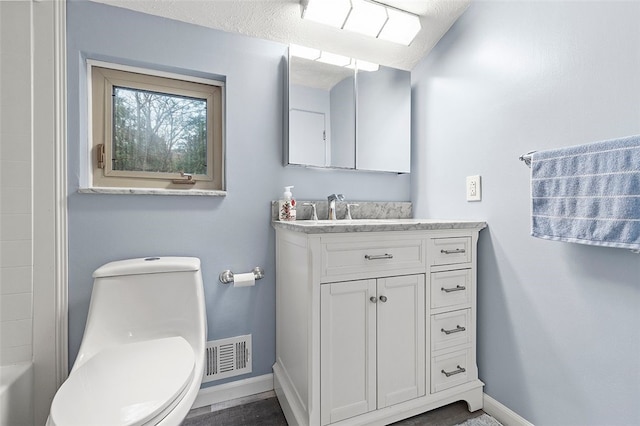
[364,253,394,260]
[441,325,466,335]
[370,296,378,303]
[379,295,388,303]
[441,285,466,293]
[441,248,466,254]
[441,365,466,377]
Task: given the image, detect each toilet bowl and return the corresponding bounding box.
[48,257,207,426]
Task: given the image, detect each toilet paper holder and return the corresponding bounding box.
[219,266,264,284]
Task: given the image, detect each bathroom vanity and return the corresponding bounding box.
[272,219,486,426]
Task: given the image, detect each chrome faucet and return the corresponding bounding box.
[327,194,345,220]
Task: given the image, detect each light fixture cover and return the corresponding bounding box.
[302,0,351,29]
[302,0,422,46]
[342,0,388,38]
[377,7,421,45]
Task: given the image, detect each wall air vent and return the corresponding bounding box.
[203,334,252,383]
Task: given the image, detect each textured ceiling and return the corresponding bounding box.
[90,0,470,71]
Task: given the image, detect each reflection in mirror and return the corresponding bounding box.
[288,56,356,169]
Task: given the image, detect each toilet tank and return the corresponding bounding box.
[74,257,207,370]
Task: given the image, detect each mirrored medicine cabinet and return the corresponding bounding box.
[284,47,411,173]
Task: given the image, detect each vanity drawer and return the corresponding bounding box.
[430,269,471,310]
[429,237,471,266]
[431,348,472,393]
[320,235,426,282]
[431,309,470,352]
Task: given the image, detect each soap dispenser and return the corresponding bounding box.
[279,186,296,221]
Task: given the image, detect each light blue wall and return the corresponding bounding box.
[411,1,640,424]
[66,0,410,384]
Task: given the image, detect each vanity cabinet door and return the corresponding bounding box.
[321,280,377,425]
[320,275,426,425]
[377,274,426,408]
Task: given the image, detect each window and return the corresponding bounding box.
[90,63,224,192]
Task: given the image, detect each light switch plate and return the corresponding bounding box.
[466,175,481,201]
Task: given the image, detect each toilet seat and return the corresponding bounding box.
[49,336,195,426]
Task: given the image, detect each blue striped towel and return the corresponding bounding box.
[531,135,640,250]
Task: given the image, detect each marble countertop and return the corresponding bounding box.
[272,218,487,234]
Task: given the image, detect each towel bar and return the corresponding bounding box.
[518,151,536,167]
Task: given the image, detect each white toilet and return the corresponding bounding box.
[48,257,207,426]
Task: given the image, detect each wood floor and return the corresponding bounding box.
[182,392,485,426]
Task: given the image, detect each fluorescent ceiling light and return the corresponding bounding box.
[302,0,350,29]
[301,0,422,46]
[343,0,387,38]
[378,7,421,46]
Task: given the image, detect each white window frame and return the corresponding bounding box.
[87,60,225,193]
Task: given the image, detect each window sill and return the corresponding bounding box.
[78,187,227,197]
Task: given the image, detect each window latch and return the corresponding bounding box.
[97,144,106,169]
[172,172,196,185]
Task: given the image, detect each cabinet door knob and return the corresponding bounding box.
[379,295,388,303]
[370,296,378,303]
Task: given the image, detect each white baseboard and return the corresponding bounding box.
[483,393,534,426]
[192,374,274,409]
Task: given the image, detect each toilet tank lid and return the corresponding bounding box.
[93,257,201,278]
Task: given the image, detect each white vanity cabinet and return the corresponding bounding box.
[273,221,485,426]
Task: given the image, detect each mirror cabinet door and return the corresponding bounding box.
[356,65,411,173]
[286,48,411,173]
